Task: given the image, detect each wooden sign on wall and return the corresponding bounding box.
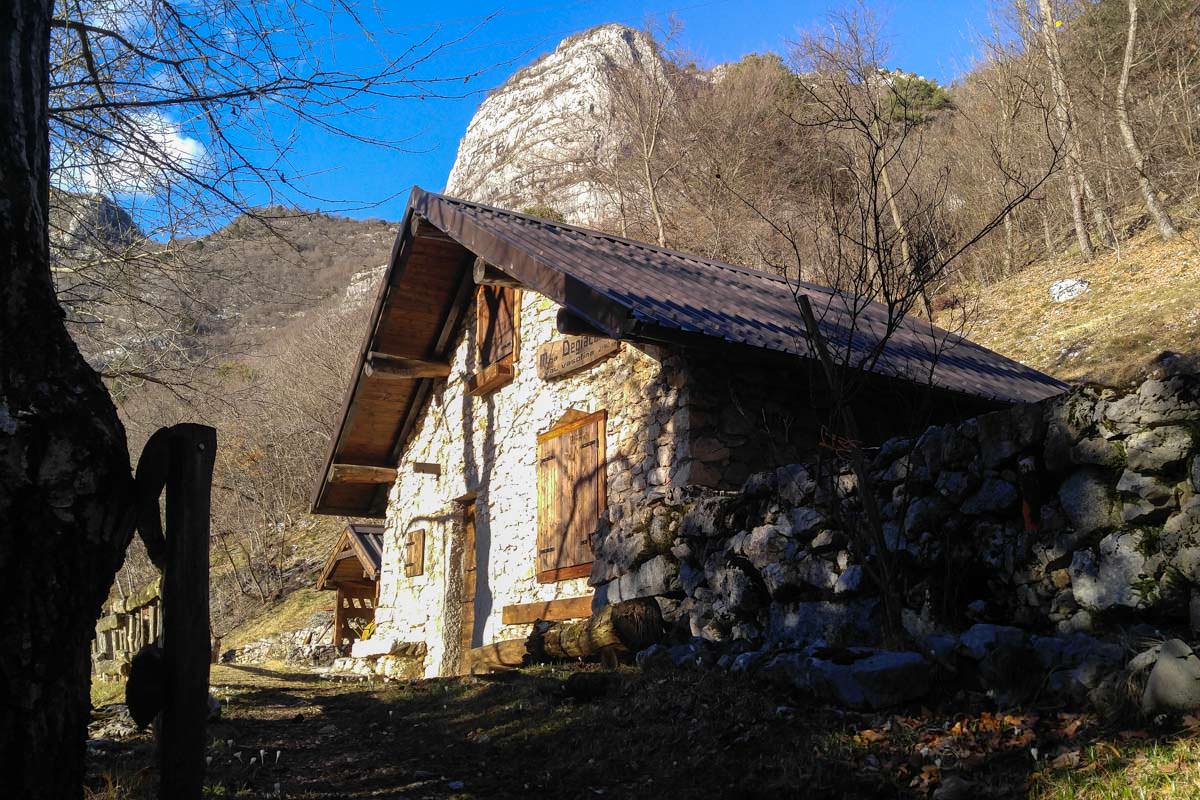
[537,335,620,380]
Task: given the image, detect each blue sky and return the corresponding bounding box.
[259,0,994,222]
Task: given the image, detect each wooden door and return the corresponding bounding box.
[459,501,477,671]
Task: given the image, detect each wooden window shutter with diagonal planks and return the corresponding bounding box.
[536,409,606,583]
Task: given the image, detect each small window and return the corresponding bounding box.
[404,529,425,577]
[467,286,519,395]
[536,410,606,583]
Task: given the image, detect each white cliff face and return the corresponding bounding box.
[445,24,661,224]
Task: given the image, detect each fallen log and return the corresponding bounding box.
[526,598,663,662]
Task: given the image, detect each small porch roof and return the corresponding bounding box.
[316,523,385,591]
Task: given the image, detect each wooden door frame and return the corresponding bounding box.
[458,498,477,674]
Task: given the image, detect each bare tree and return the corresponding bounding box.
[47,0,497,393]
[721,7,1063,642]
[1116,0,1180,240]
[1031,0,1099,259]
[2,1,487,794]
[600,20,693,248]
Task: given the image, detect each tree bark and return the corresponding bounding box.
[527,598,663,660]
[0,3,136,797]
[1035,0,1096,260]
[1116,0,1180,241]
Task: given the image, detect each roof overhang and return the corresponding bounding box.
[309,187,642,516]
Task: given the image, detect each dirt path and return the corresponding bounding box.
[88,662,1196,799]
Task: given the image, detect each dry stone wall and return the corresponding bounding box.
[592,367,1200,699]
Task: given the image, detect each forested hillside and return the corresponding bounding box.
[54,202,396,638]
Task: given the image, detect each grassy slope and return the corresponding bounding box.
[220,588,335,652]
[959,228,1200,388]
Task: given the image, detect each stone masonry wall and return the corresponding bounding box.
[589,367,1200,650]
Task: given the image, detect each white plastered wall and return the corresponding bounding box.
[373,291,686,677]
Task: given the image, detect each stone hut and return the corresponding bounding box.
[309,188,1064,677]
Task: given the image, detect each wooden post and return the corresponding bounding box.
[333,589,345,647]
[159,424,216,800]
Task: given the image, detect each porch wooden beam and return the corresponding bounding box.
[413,462,441,477]
[364,355,451,380]
[473,256,524,289]
[328,463,398,485]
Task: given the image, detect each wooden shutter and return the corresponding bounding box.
[404,530,425,577]
[536,410,606,583]
[477,286,517,368]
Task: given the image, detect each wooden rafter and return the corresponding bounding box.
[328,464,397,485]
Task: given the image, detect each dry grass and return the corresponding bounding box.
[1030,736,1200,799]
[220,587,333,651]
[955,227,1200,387]
[90,679,125,709]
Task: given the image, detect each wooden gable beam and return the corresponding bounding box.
[363,354,451,380]
[328,464,398,485]
[473,256,524,289]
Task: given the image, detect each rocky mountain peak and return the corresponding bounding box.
[49,189,141,262]
[445,23,663,224]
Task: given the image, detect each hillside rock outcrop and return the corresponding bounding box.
[445,24,661,223]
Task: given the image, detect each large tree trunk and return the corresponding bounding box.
[1117,0,1180,241]
[0,3,136,798]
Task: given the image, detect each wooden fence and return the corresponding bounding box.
[92,578,162,682]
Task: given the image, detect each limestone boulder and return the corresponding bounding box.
[808,650,933,710]
[1069,531,1163,611]
[904,495,949,534]
[961,477,1019,515]
[1044,391,1100,472]
[1142,639,1200,714]
[776,463,817,505]
[935,470,974,504]
[737,524,792,571]
[1069,436,1126,468]
[1164,496,1200,549]
[1116,469,1175,505]
[976,408,1021,468]
[1058,468,1120,535]
[758,556,838,596]
[766,599,880,647]
[1136,375,1200,425]
[677,496,730,540]
[786,506,825,537]
[594,554,681,605]
[706,557,765,615]
[1126,426,1194,473]
[834,564,866,595]
[1029,634,1123,703]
